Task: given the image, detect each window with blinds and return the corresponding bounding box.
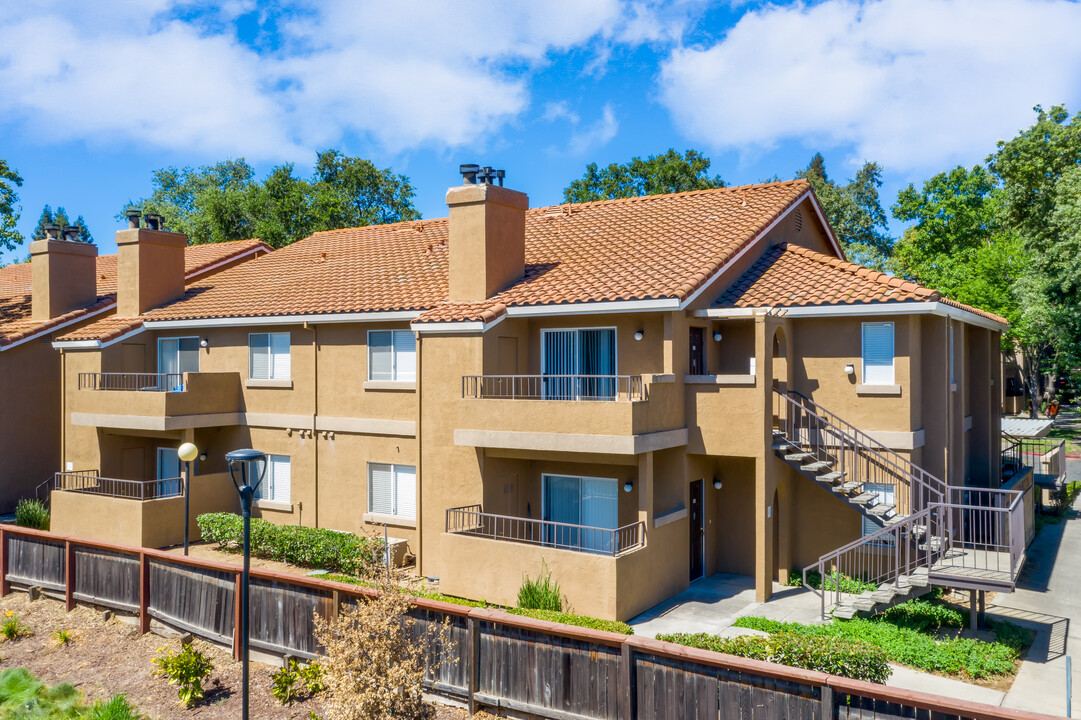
[368,463,416,519]
[861,322,894,385]
[256,454,291,503]
[368,330,416,381]
[249,333,291,380]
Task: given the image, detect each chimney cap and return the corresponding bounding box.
[459,164,480,184]
[125,208,142,229]
[62,225,80,241]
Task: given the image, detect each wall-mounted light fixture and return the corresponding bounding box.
[199,452,208,462]
[633,330,644,341]
[713,476,723,490]
[623,480,634,493]
[713,331,723,342]
[844,363,855,376]
[200,338,209,348]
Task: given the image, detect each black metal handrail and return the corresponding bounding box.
[78,372,186,392]
[46,472,184,501]
[445,505,645,556]
[461,375,646,402]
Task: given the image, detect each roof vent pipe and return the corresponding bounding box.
[144,214,161,231]
[43,223,60,240]
[459,164,480,184]
[125,209,141,229]
[62,225,80,241]
[459,164,506,187]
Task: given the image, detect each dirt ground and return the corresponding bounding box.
[0,591,476,720]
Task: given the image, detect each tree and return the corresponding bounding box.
[563,149,725,203]
[31,205,94,243]
[797,153,892,268]
[123,152,420,248]
[0,158,24,252]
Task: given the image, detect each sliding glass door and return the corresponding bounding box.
[541,328,616,400]
[158,337,200,391]
[543,474,618,553]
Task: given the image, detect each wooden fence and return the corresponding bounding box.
[0,525,1063,720]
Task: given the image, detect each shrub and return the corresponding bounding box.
[14,498,49,531]
[86,695,143,720]
[314,578,452,720]
[153,643,213,707]
[197,513,384,577]
[1,611,31,641]
[874,599,963,633]
[659,631,890,684]
[517,563,563,611]
[732,613,1021,679]
[0,668,142,719]
[271,659,325,705]
[52,628,74,646]
[505,607,633,634]
[794,569,878,594]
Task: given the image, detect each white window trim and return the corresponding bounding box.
[860,322,895,386]
[256,454,291,504]
[366,462,417,521]
[367,329,416,382]
[248,331,291,381]
[157,336,200,373]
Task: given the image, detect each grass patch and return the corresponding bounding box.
[787,569,879,594]
[14,499,49,531]
[1045,426,1081,455]
[0,667,142,719]
[319,573,631,633]
[732,610,1027,679]
[657,631,890,684]
[517,563,563,611]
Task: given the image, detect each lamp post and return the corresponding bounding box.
[177,442,199,556]
[225,448,267,720]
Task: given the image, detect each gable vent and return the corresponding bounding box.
[793,208,803,232]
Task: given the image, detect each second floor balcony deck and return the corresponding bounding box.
[70,372,242,430]
[462,374,646,402]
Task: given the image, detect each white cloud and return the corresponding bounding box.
[542,101,580,124]
[0,0,655,161]
[569,104,620,154]
[658,0,1081,171]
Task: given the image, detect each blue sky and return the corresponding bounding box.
[2,0,1081,264]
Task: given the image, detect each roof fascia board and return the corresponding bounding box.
[506,298,680,318]
[1,302,115,352]
[804,192,846,258]
[412,314,508,334]
[144,310,422,330]
[53,324,148,350]
[699,301,1006,330]
[678,190,823,311]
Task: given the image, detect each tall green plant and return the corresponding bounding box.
[14,499,49,531]
[517,561,563,611]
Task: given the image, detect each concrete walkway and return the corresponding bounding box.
[991,461,1081,716]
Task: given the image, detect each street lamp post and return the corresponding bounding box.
[177,443,199,556]
[225,448,267,720]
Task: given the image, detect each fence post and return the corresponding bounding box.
[64,541,75,611]
[621,640,637,720]
[0,527,8,597]
[821,683,834,720]
[138,552,150,634]
[233,572,243,661]
[468,616,480,715]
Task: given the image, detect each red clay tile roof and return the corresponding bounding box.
[715,243,1008,325]
[2,239,269,348]
[127,180,813,326]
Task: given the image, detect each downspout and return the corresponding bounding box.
[945,318,951,488]
[309,322,319,528]
[60,349,66,469]
[415,331,423,576]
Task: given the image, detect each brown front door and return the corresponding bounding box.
[689,327,705,375]
[689,479,705,581]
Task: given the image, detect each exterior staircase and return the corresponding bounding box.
[773,390,1027,621]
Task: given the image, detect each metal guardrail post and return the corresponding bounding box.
[64,541,75,611]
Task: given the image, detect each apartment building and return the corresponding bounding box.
[49,173,1021,621]
[0,226,266,512]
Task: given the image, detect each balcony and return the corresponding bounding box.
[43,471,183,501]
[1001,433,1066,490]
[456,374,686,454]
[70,372,242,431]
[445,504,645,556]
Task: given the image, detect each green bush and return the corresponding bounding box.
[658,631,890,684]
[0,668,142,719]
[791,569,878,594]
[517,563,562,611]
[197,513,383,577]
[271,659,324,705]
[506,607,634,634]
[15,499,49,531]
[874,599,964,633]
[732,613,1021,679]
[153,643,213,707]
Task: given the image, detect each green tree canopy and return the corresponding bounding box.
[122,152,420,248]
[563,149,725,203]
[797,153,891,269]
[0,158,24,252]
[31,205,94,243]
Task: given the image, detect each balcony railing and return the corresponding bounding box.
[445,505,645,556]
[78,372,186,392]
[462,375,646,402]
[43,471,184,501]
[1002,433,1066,488]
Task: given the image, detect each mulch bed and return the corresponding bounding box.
[0,590,474,719]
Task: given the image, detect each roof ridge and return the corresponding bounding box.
[532,178,810,214]
[777,243,939,299]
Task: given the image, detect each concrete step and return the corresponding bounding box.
[919,538,945,553]
[840,481,863,493]
[885,582,912,597]
[850,492,878,506]
[866,503,895,518]
[852,594,879,611]
[871,588,898,604]
[833,605,858,620]
[772,441,798,451]
[801,461,833,472]
[785,452,813,462]
[818,471,844,483]
[899,571,930,588]
[884,514,909,526]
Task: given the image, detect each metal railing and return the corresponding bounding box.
[78,372,186,392]
[461,375,646,402]
[775,390,947,516]
[445,505,645,556]
[1002,433,1066,487]
[43,471,184,501]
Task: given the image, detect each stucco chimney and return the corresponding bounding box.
[116,223,188,317]
[29,237,98,321]
[446,173,528,302]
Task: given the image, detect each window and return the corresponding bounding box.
[541,328,617,400]
[861,322,894,385]
[862,482,896,538]
[256,454,291,503]
[249,332,291,380]
[158,337,199,391]
[542,474,618,554]
[368,330,416,382]
[368,463,416,520]
[155,447,183,498]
